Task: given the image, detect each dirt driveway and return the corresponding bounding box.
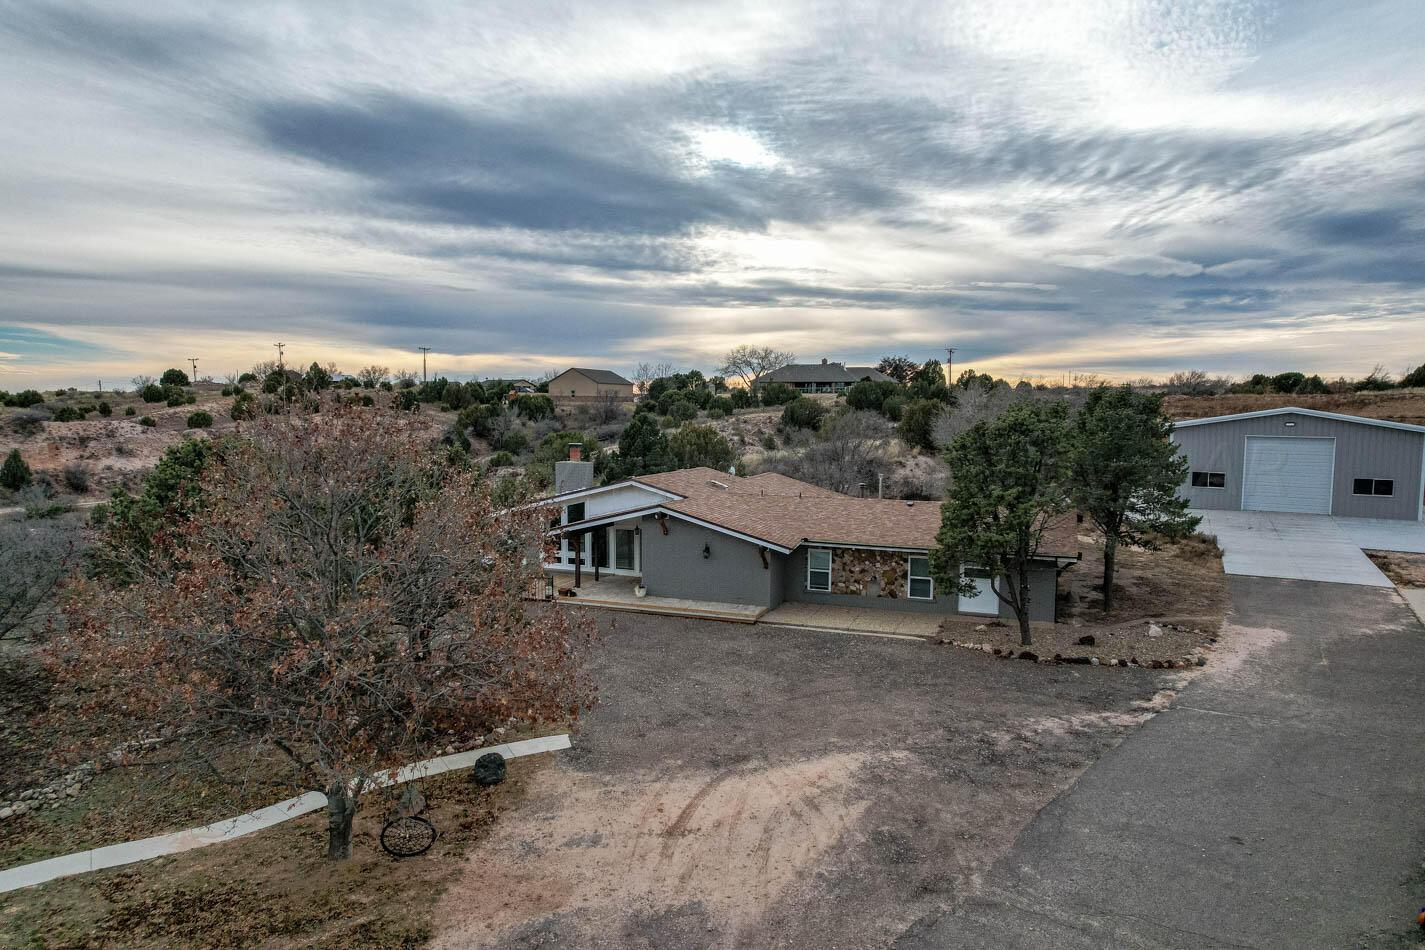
[433,613,1177,949]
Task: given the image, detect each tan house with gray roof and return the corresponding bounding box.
[548,367,635,402]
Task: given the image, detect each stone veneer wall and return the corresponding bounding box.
[830,547,909,598]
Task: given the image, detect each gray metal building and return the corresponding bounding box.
[1171,408,1425,521]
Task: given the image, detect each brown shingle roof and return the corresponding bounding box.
[624,468,1079,557]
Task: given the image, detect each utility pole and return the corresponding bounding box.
[418,346,432,384]
[188,357,199,382]
[945,347,956,385]
[274,342,286,372]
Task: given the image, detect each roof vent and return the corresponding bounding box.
[905,501,915,507]
[707,479,729,490]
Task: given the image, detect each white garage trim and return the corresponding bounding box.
[1240,436,1336,515]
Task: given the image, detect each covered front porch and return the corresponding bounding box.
[549,574,767,623]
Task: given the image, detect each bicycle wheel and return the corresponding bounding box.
[380,815,437,857]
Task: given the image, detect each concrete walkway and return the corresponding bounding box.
[897,577,1425,948]
[0,734,570,894]
[1193,509,1392,587]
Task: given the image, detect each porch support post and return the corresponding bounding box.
[594,529,601,582]
[573,532,582,588]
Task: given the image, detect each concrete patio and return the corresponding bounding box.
[551,574,767,623]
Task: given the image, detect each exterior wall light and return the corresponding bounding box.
[702,543,711,559]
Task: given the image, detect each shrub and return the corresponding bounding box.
[124,406,136,416]
[98,401,112,417]
[488,451,517,468]
[881,395,906,421]
[6,389,45,408]
[63,464,90,494]
[759,383,799,406]
[498,431,529,455]
[668,424,736,471]
[898,398,944,451]
[139,416,157,427]
[166,394,186,408]
[707,408,726,420]
[1,449,32,491]
[845,379,897,413]
[140,383,166,403]
[708,396,735,414]
[160,368,190,387]
[237,372,257,384]
[781,398,826,430]
[761,432,777,451]
[513,394,555,421]
[667,399,698,423]
[186,410,214,429]
[52,406,85,422]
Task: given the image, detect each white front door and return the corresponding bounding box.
[958,567,999,615]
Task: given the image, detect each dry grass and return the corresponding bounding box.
[1364,550,1425,588]
[0,761,539,948]
[1163,387,1425,425]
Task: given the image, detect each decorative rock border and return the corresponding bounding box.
[936,637,1214,669]
[1,737,163,824]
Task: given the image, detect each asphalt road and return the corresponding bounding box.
[898,576,1425,949]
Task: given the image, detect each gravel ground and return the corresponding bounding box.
[432,610,1177,949]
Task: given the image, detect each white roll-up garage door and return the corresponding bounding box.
[1242,436,1335,514]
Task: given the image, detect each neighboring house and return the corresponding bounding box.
[481,378,538,395]
[543,455,1079,620]
[760,359,893,394]
[1172,407,1425,521]
[548,367,635,402]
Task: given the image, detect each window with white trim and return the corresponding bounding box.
[1190,471,1226,488]
[1352,478,1394,497]
[806,548,831,591]
[907,556,933,600]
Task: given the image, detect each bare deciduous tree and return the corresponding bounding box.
[355,365,390,388]
[633,362,655,396]
[54,407,596,859]
[719,345,795,391]
[759,411,893,495]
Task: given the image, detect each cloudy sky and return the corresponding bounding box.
[1,0,1422,389]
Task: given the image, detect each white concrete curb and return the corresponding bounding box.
[0,733,570,894]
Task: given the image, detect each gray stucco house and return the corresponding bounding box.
[542,463,1079,622]
[1172,407,1425,520]
[760,359,893,394]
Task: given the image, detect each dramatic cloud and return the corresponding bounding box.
[1,0,1424,387]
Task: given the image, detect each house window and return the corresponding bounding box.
[806,548,832,591]
[1191,471,1226,488]
[1352,478,1394,497]
[565,502,585,523]
[907,556,934,600]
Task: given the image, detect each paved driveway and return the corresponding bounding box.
[898,576,1425,949]
[1193,509,1392,587]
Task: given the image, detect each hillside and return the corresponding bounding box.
[1163,387,1425,426]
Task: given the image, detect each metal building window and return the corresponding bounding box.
[1352,478,1394,497]
[1191,471,1226,488]
[806,549,832,591]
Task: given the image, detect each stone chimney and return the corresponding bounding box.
[554,443,594,494]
